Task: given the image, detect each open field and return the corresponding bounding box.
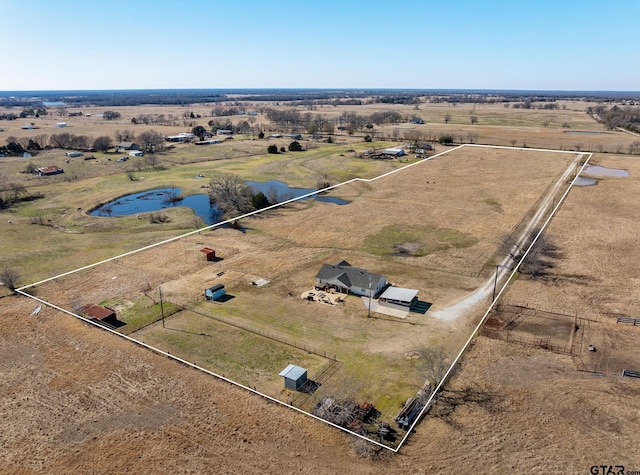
[2,96,640,470]
[20,145,577,444]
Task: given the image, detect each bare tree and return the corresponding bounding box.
[443,113,452,124]
[470,115,478,125]
[0,268,20,292]
[510,139,518,147]
[466,133,479,144]
[416,346,451,387]
[93,135,113,152]
[208,174,254,218]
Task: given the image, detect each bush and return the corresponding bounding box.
[267,144,278,154]
[280,146,286,153]
[258,131,265,139]
[288,140,303,152]
[364,135,372,142]
[438,135,454,145]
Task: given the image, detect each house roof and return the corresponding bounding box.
[37,166,63,174]
[316,261,384,290]
[117,141,136,148]
[81,304,115,320]
[279,364,307,381]
[206,284,224,292]
[380,287,418,303]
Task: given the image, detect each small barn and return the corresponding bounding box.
[383,148,405,157]
[55,122,67,128]
[37,166,64,176]
[81,304,118,326]
[200,247,216,261]
[205,284,226,301]
[66,151,83,157]
[279,364,308,390]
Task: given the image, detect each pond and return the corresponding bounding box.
[90,180,350,225]
[582,165,630,178]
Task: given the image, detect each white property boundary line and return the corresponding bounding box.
[14,145,589,453]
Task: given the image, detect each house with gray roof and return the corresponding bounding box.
[315,260,386,298]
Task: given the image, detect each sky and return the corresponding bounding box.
[0,0,638,91]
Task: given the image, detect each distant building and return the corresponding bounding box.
[117,141,140,151]
[285,133,302,140]
[129,150,144,157]
[21,125,34,130]
[66,151,83,157]
[409,117,424,124]
[37,166,64,176]
[55,122,67,128]
[165,133,196,142]
[316,260,386,298]
[216,129,233,135]
[383,148,405,157]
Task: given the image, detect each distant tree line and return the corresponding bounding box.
[589,105,640,134]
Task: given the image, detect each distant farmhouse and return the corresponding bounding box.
[165,132,196,142]
[117,141,140,151]
[316,260,386,298]
[37,166,64,176]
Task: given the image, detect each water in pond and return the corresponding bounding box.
[91,181,349,225]
[582,165,630,178]
[574,177,598,187]
[246,180,350,205]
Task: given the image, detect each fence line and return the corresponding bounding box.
[479,327,574,355]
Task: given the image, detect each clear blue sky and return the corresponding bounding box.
[0,0,637,91]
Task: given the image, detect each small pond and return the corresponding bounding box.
[574,177,598,187]
[582,165,630,178]
[91,180,349,225]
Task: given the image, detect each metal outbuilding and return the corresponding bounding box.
[279,364,308,390]
[205,284,226,301]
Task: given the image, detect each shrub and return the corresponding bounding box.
[267,144,278,154]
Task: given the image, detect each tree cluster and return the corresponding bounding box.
[593,105,640,134]
[0,174,27,209]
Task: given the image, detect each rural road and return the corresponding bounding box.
[431,152,585,321]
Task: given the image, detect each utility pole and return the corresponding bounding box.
[159,287,165,328]
[368,274,372,318]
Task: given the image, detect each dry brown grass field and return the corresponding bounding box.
[2,99,640,472]
[25,146,574,431]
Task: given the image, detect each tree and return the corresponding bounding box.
[251,191,270,209]
[93,136,113,152]
[258,130,265,139]
[0,268,20,292]
[138,130,165,152]
[438,135,454,145]
[363,135,372,142]
[443,113,452,124]
[103,110,121,120]
[416,346,451,387]
[470,115,478,124]
[288,140,303,152]
[192,125,207,139]
[208,174,254,218]
[267,144,278,154]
